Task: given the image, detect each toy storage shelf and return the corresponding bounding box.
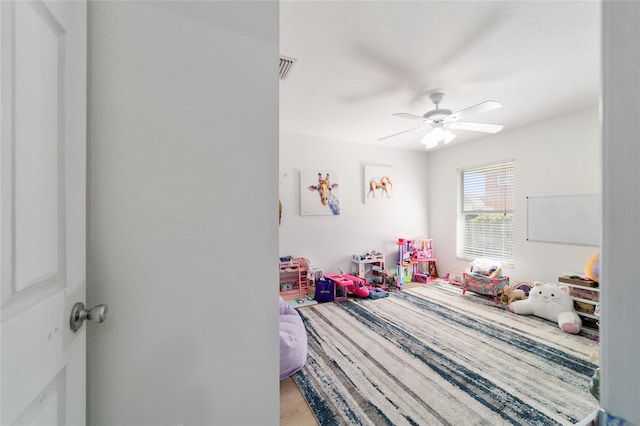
[558,276,599,320]
[412,259,438,279]
[396,238,438,282]
[351,253,384,284]
[279,258,309,301]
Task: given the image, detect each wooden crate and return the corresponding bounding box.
[569,286,599,302]
[558,276,598,287]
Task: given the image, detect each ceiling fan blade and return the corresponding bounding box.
[445,100,502,122]
[378,125,430,141]
[392,112,431,122]
[449,121,504,133]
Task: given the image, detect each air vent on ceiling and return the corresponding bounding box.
[279,56,297,80]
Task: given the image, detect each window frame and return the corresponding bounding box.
[456,160,515,266]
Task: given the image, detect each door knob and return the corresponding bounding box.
[70,302,108,332]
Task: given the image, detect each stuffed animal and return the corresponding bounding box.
[509,282,582,334]
[585,253,599,283]
[498,289,508,304]
[498,286,526,304]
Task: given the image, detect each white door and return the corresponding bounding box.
[1,1,89,424]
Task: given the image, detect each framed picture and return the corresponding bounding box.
[300,170,340,215]
[364,165,393,203]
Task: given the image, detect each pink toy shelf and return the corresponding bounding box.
[279,257,310,301]
[396,238,438,282]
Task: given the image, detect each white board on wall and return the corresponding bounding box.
[526,194,600,246]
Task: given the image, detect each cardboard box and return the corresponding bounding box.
[558,276,598,287]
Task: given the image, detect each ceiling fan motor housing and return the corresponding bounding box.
[429,92,445,104]
[423,108,452,122]
[424,92,452,123]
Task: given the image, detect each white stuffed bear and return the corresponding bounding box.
[509,282,582,334]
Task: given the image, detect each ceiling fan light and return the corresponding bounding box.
[431,127,444,140]
[443,130,456,144]
[421,131,441,149]
[422,127,454,148]
[423,139,438,149]
[421,131,438,147]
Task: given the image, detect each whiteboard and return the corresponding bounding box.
[526,194,600,246]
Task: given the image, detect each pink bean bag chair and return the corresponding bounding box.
[279,297,308,380]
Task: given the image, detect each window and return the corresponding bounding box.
[457,160,515,265]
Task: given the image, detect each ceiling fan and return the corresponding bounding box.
[379,92,504,148]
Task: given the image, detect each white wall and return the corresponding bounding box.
[428,108,600,283]
[87,2,279,425]
[279,132,429,274]
[601,2,640,422]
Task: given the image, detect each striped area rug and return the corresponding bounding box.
[293,282,599,426]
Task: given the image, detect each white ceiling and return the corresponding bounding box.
[279,1,601,151]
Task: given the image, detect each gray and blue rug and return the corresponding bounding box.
[293,282,599,425]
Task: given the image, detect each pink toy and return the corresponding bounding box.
[367,284,389,292]
[413,273,430,283]
[325,273,370,298]
[397,239,412,266]
[342,274,370,298]
[324,273,351,287]
[324,273,352,301]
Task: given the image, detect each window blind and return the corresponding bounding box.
[457,160,515,265]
